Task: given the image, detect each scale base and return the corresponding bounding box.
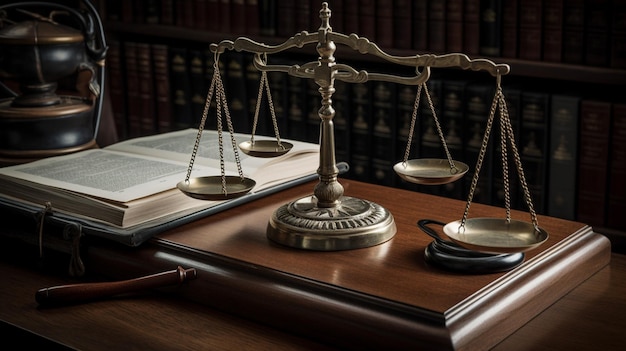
[267,195,396,251]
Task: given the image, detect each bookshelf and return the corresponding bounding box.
[93,0,626,246]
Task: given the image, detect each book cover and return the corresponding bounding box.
[285,73,306,141]
[194,0,209,30]
[245,0,261,35]
[223,52,250,134]
[547,94,580,220]
[342,0,359,35]
[518,0,542,61]
[188,50,209,128]
[220,0,232,33]
[161,0,176,25]
[577,100,612,227]
[305,79,321,144]
[611,0,626,68]
[607,103,626,230]
[276,0,295,37]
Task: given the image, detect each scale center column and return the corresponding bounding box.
[266,3,396,251]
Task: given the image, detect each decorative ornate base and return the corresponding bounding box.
[267,195,396,251]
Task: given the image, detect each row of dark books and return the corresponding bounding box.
[103,0,626,69]
[106,40,625,232]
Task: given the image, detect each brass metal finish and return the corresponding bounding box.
[239,140,293,158]
[177,176,256,201]
[443,218,549,254]
[393,159,469,185]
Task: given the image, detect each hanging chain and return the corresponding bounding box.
[250,55,284,148]
[402,83,423,164]
[498,90,540,230]
[498,86,512,222]
[184,53,220,183]
[424,83,459,173]
[461,78,500,228]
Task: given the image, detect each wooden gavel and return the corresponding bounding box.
[35,266,197,307]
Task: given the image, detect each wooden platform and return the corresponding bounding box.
[78,179,611,350]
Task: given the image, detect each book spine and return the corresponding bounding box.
[348,82,373,183]
[479,0,502,57]
[220,0,232,33]
[518,91,550,214]
[439,79,467,200]
[276,0,295,37]
[137,43,157,136]
[169,47,194,129]
[577,100,612,227]
[295,0,311,31]
[333,79,351,164]
[343,0,359,35]
[542,0,564,62]
[323,0,343,32]
[267,63,288,134]
[285,72,307,141]
[305,79,321,144]
[446,0,464,53]
[547,94,581,220]
[562,0,585,64]
[259,0,277,36]
[392,0,412,50]
[151,44,173,133]
[463,0,481,56]
[411,0,428,52]
[144,0,161,24]
[370,81,397,187]
[358,0,376,41]
[493,86,522,208]
[463,82,495,205]
[427,1,446,53]
[245,0,261,36]
[501,0,519,58]
[194,0,208,30]
[584,0,611,67]
[417,79,443,196]
[610,0,626,68]
[106,40,128,140]
[207,0,221,31]
[518,0,542,61]
[188,50,208,128]
[231,0,246,34]
[244,55,267,136]
[376,0,394,49]
[161,0,176,25]
[224,52,250,134]
[123,41,142,138]
[607,103,626,230]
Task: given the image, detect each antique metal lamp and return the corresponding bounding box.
[0,1,106,165]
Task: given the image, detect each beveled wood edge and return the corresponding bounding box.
[445,226,611,351]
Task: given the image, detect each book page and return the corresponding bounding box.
[107,129,320,186]
[0,149,217,203]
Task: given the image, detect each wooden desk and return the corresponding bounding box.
[1,180,621,350]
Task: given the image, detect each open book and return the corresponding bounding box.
[0,129,320,229]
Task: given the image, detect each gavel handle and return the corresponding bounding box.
[35,266,197,306]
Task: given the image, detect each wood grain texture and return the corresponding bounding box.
[80,179,610,350]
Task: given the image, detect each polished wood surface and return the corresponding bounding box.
[0,179,620,350]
